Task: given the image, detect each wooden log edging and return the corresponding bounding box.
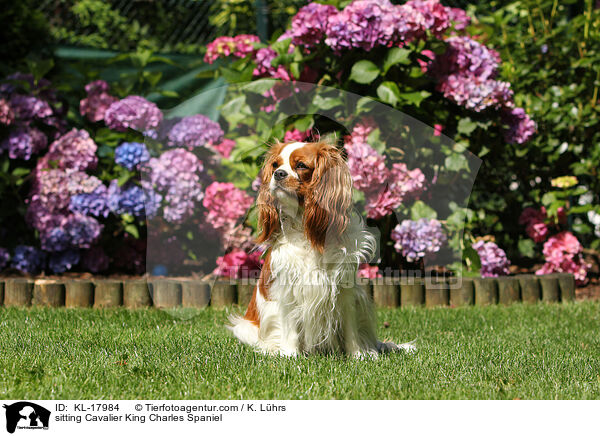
[0,273,578,308]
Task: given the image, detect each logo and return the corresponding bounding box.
[2,402,50,433]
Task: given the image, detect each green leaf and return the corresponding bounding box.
[376,81,400,105]
[294,115,314,132]
[312,95,342,110]
[398,90,430,107]
[11,168,30,177]
[124,224,139,239]
[243,79,276,94]
[518,238,536,257]
[349,60,380,84]
[463,246,481,272]
[445,153,469,172]
[117,172,131,187]
[411,200,437,220]
[457,117,477,135]
[383,47,411,73]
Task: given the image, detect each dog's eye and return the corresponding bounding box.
[272,161,278,169]
[296,162,309,170]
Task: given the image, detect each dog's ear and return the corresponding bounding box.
[303,144,352,252]
[256,144,283,244]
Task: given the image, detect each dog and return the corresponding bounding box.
[229,140,415,358]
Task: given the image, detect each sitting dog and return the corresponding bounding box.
[229,141,415,357]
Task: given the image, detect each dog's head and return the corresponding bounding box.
[256,141,352,252]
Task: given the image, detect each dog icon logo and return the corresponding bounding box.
[2,402,50,433]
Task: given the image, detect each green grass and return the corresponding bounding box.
[0,302,599,399]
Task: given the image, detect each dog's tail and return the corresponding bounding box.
[227,315,260,346]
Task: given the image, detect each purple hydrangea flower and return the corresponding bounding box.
[114,142,150,170]
[11,245,46,273]
[48,249,80,273]
[325,0,400,52]
[9,94,53,120]
[1,127,47,160]
[144,148,204,223]
[501,107,537,144]
[64,214,103,249]
[104,96,163,132]
[166,115,224,148]
[0,247,10,270]
[472,240,510,277]
[391,219,446,262]
[40,225,71,252]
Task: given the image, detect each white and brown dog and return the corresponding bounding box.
[229,141,415,358]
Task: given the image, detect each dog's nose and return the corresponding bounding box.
[274,169,288,181]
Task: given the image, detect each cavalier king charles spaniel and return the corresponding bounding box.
[229,141,415,358]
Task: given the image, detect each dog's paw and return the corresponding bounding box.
[397,339,417,353]
[351,350,379,360]
[278,347,298,358]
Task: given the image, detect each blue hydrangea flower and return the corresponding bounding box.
[108,180,161,218]
[48,250,80,273]
[114,142,150,170]
[41,226,71,252]
[70,185,110,218]
[11,245,46,273]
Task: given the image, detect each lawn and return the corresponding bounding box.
[0,302,599,399]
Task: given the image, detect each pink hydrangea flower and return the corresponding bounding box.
[358,263,380,279]
[537,231,589,284]
[204,35,260,64]
[519,206,549,243]
[203,182,254,232]
[104,96,163,132]
[283,129,310,143]
[213,138,236,158]
[80,80,118,123]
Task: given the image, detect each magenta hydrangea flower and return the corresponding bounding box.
[501,107,537,144]
[203,182,253,232]
[289,3,339,47]
[80,80,118,123]
[536,231,589,284]
[104,96,163,132]
[204,34,260,64]
[1,127,47,160]
[472,240,510,277]
[391,219,446,262]
[166,114,224,148]
[42,128,98,171]
[519,206,548,243]
[283,129,310,143]
[214,249,262,278]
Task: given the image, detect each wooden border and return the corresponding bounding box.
[0,273,578,308]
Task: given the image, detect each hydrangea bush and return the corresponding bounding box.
[0,0,592,282]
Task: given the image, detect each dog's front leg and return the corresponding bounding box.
[278,302,300,357]
[339,288,364,358]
